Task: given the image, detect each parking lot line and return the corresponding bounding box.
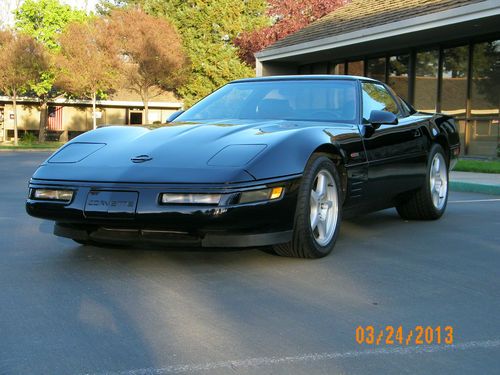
[87,339,500,375]
[449,198,500,203]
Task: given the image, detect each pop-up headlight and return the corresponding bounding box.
[48,143,106,163]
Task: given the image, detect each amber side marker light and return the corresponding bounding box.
[270,187,284,199]
[239,187,284,204]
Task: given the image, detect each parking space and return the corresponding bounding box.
[0,152,499,375]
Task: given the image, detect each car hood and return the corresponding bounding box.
[32,119,353,184]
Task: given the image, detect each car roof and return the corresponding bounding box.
[231,75,381,84]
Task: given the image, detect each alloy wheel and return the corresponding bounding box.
[429,153,448,210]
[310,169,339,246]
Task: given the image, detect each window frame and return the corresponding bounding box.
[359,80,402,123]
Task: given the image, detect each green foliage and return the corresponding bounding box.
[15,0,89,99]
[15,0,88,51]
[0,141,63,149]
[31,70,55,98]
[124,0,268,107]
[20,131,38,145]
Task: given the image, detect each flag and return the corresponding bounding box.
[48,106,63,131]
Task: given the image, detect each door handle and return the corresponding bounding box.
[413,129,421,138]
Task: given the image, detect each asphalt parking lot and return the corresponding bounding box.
[1,151,499,375]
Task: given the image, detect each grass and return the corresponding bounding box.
[453,159,500,174]
[0,141,63,150]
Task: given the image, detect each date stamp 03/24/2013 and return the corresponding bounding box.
[355,325,454,346]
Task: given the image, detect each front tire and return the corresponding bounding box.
[396,144,449,220]
[72,239,93,246]
[273,154,342,258]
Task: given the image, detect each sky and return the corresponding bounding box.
[0,0,99,27]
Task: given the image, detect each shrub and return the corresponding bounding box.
[21,131,37,145]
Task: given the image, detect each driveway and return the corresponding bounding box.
[0,152,499,375]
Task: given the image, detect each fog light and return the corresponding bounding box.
[160,193,221,205]
[239,187,284,204]
[33,189,74,202]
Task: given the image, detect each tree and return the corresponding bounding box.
[96,0,130,15]
[235,0,347,66]
[108,8,189,123]
[0,30,49,146]
[108,0,268,107]
[15,0,88,141]
[57,19,120,130]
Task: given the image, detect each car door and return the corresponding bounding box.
[359,81,428,204]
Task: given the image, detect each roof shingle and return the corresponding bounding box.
[262,0,486,52]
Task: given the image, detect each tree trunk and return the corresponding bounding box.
[143,89,149,125]
[13,91,18,146]
[92,92,97,130]
[38,99,48,142]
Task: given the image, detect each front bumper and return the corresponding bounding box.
[26,176,301,247]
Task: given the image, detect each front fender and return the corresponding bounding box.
[245,125,362,180]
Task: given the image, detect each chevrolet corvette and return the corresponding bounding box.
[26,76,460,258]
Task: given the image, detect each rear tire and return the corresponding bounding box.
[396,144,448,220]
[273,154,342,258]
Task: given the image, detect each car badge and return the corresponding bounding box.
[131,154,153,163]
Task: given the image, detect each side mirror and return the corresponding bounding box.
[368,110,398,126]
[165,110,184,123]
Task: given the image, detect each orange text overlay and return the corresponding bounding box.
[355,325,454,346]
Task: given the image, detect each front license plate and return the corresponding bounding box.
[84,191,138,218]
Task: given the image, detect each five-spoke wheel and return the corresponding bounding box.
[429,153,448,210]
[310,169,339,247]
[396,144,449,220]
[274,154,342,258]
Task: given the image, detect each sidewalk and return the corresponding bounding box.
[450,171,500,195]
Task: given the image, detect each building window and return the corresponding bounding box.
[298,64,312,74]
[441,45,468,117]
[129,111,143,125]
[414,49,439,112]
[388,54,409,101]
[471,40,499,118]
[468,40,500,156]
[329,62,346,75]
[312,62,328,74]
[366,57,386,82]
[347,60,364,76]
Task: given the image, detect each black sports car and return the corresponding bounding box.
[26,76,460,258]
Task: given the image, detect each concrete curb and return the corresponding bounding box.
[450,181,500,196]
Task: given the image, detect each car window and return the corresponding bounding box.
[399,97,416,116]
[189,86,254,120]
[361,82,399,122]
[176,80,358,123]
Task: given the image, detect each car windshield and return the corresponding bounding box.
[175,79,358,123]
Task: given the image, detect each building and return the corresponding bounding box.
[0,91,182,142]
[255,0,500,157]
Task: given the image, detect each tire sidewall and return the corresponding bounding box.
[296,155,343,257]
